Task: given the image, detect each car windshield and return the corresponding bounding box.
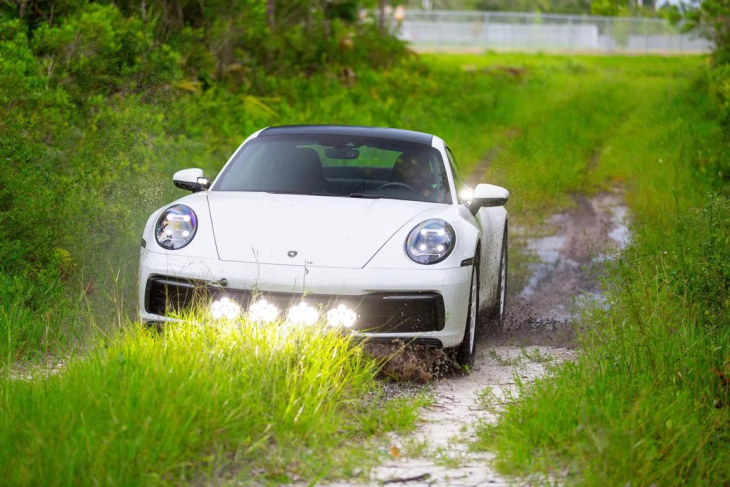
[212,134,453,204]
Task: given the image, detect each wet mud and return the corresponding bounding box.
[500,191,630,347]
[337,190,630,486]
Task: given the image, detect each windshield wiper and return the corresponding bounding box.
[349,193,381,199]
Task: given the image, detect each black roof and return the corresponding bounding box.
[259,125,433,145]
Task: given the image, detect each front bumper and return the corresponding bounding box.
[139,249,471,348]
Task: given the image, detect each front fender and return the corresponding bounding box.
[141,192,218,259]
[365,205,480,270]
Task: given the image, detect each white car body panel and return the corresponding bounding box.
[139,126,509,350]
[207,192,439,268]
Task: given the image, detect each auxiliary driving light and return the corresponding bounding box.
[286,302,319,326]
[326,304,357,328]
[247,299,279,323]
[211,297,241,321]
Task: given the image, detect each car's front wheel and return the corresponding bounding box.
[455,253,479,368]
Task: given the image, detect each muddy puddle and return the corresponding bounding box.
[332,190,630,486]
[501,191,630,346]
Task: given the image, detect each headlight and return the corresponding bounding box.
[405,219,456,265]
[155,204,197,250]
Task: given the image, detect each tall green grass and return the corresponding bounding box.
[0,272,75,369]
[478,197,730,485]
[429,53,707,215]
[0,316,422,484]
[473,63,730,484]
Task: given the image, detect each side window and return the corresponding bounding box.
[446,147,469,203]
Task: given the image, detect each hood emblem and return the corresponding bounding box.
[287,250,298,258]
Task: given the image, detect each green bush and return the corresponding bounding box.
[0,18,74,272]
[32,4,183,101]
[667,196,730,325]
[0,270,73,368]
[708,64,730,136]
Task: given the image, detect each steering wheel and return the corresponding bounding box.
[377,182,417,193]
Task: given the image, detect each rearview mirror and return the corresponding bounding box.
[470,184,509,214]
[173,168,211,193]
[325,147,360,159]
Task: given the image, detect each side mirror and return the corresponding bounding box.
[470,184,509,214]
[173,168,211,193]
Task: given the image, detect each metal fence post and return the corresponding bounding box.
[643,18,649,53]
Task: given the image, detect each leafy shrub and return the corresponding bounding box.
[32,4,183,101]
[0,18,74,272]
[665,195,730,327]
[708,64,730,135]
[0,270,73,368]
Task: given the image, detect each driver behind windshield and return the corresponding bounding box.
[389,151,438,200]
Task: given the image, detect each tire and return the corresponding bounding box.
[456,252,479,368]
[486,224,508,336]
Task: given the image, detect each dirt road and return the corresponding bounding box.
[338,191,630,486]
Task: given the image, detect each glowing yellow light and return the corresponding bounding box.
[286,302,319,326]
[248,299,279,323]
[211,297,241,321]
[460,188,474,201]
[327,304,357,328]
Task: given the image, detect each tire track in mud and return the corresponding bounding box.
[333,190,630,486]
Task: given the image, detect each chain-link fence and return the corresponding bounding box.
[398,10,711,53]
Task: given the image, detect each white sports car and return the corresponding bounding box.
[139,125,509,365]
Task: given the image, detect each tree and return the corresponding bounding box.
[685,0,730,63]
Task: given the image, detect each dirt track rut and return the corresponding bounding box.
[336,190,630,486]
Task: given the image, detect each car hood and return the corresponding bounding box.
[207,192,440,268]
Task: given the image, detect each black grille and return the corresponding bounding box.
[346,294,445,332]
[145,277,208,316]
[145,276,445,333]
